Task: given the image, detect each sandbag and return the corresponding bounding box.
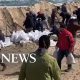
[67,53,76,64]
[0,40,4,49]
[11,30,30,43]
[4,37,13,47]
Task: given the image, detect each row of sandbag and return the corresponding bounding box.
[0,30,57,48]
[11,30,51,43]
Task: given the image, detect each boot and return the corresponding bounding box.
[1,63,6,71]
[65,64,72,72]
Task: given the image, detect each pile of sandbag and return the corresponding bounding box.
[2,29,57,47]
[11,30,51,43]
[10,30,30,43]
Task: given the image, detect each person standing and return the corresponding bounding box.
[56,23,75,72]
[73,7,80,24]
[0,30,5,42]
[51,8,56,26]
[67,19,80,38]
[0,30,6,71]
[36,18,43,31]
[18,35,61,80]
[37,11,49,30]
[60,3,71,25]
[23,8,36,32]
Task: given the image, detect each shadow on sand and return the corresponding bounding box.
[5,72,19,76]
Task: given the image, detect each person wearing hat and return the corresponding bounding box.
[56,23,75,72]
[18,35,61,80]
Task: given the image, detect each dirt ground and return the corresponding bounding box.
[0,38,80,80]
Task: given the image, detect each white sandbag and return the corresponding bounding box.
[71,16,77,19]
[10,31,20,42]
[0,40,4,48]
[28,31,35,41]
[11,30,30,43]
[42,30,51,35]
[4,37,13,47]
[28,30,43,42]
[67,53,76,64]
[11,30,51,43]
[19,32,29,41]
[34,30,43,41]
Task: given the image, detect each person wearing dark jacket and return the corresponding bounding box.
[50,25,59,37]
[37,12,46,21]
[0,30,6,71]
[67,19,80,57]
[73,8,80,24]
[37,11,49,29]
[19,35,61,80]
[51,9,56,25]
[67,19,80,38]
[56,23,75,72]
[23,11,36,32]
[0,30,5,42]
[60,3,71,25]
[36,18,43,31]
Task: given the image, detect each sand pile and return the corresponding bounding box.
[0,2,80,36]
[0,8,14,36]
[7,8,25,27]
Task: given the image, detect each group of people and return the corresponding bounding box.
[51,3,80,26]
[0,3,80,80]
[18,24,75,80]
[18,3,80,80]
[23,8,49,32]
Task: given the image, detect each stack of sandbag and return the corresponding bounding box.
[10,29,57,46]
[11,30,30,43]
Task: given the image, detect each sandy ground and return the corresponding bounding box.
[0,38,80,80]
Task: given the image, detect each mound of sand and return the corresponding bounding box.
[0,2,80,36]
[0,8,14,36]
